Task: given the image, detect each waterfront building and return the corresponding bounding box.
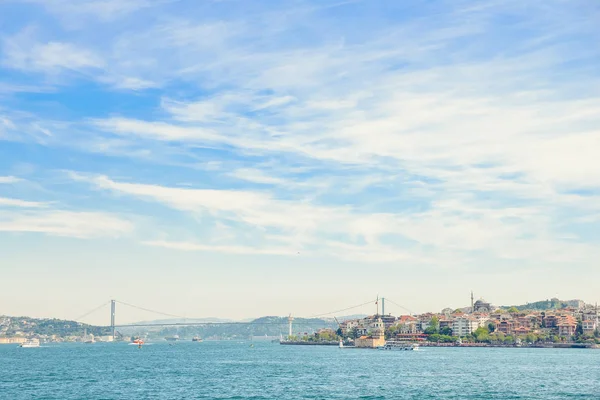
[497,320,515,335]
[380,315,397,329]
[452,316,479,337]
[582,308,599,335]
[439,319,454,331]
[355,317,385,348]
[396,315,418,335]
[0,337,28,344]
[582,319,597,335]
[557,316,577,338]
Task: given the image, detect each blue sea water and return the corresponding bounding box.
[1,341,599,399]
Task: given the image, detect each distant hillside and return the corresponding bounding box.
[337,314,368,321]
[132,317,235,325]
[501,299,587,311]
[127,315,337,339]
[0,315,110,338]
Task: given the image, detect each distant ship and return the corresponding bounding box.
[165,335,180,342]
[20,339,40,348]
[131,338,145,345]
[377,340,419,351]
[192,336,203,342]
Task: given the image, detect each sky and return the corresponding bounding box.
[1,0,599,325]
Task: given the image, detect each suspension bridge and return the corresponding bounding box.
[74,297,414,338]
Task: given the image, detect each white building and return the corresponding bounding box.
[582,311,599,335]
[452,316,479,337]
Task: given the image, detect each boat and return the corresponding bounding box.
[131,338,144,345]
[339,340,344,348]
[377,340,419,351]
[20,339,40,348]
[165,335,179,342]
[192,336,203,342]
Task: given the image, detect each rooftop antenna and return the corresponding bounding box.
[471,291,474,314]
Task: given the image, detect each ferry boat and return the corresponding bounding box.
[20,339,40,348]
[192,336,203,342]
[377,340,419,351]
[165,335,179,342]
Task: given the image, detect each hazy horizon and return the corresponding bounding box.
[1,0,599,325]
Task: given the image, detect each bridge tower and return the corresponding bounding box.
[287,314,294,338]
[110,300,116,338]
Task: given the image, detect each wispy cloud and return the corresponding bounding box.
[0,176,22,184]
[0,209,133,238]
[1,0,600,274]
[0,197,47,208]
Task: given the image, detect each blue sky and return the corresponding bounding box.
[1,0,599,324]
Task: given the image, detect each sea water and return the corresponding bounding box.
[1,341,599,399]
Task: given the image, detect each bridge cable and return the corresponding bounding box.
[382,298,413,316]
[115,300,188,320]
[74,301,111,322]
[307,299,377,318]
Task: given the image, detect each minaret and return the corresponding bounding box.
[471,291,474,314]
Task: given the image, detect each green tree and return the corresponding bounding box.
[576,321,583,336]
[494,332,505,343]
[507,307,519,314]
[504,335,514,344]
[525,333,536,343]
[487,322,496,332]
[476,331,490,343]
[440,326,452,336]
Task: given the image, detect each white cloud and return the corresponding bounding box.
[0,197,47,208]
[66,172,597,264]
[142,240,295,256]
[0,209,133,238]
[3,30,104,74]
[0,176,21,184]
[227,169,287,185]
[20,0,170,21]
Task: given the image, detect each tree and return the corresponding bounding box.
[476,331,490,343]
[576,321,583,336]
[494,332,505,343]
[429,316,440,332]
[504,335,514,344]
[507,307,519,314]
[440,326,452,336]
[525,333,536,344]
[487,323,496,333]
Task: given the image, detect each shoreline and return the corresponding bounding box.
[280,341,598,349]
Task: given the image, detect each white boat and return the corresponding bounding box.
[377,340,419,351]
[165,334,179,342]
[339,340,344,348]
[20,339,40,348]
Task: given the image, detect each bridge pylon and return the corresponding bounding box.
[110,300,116,338]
